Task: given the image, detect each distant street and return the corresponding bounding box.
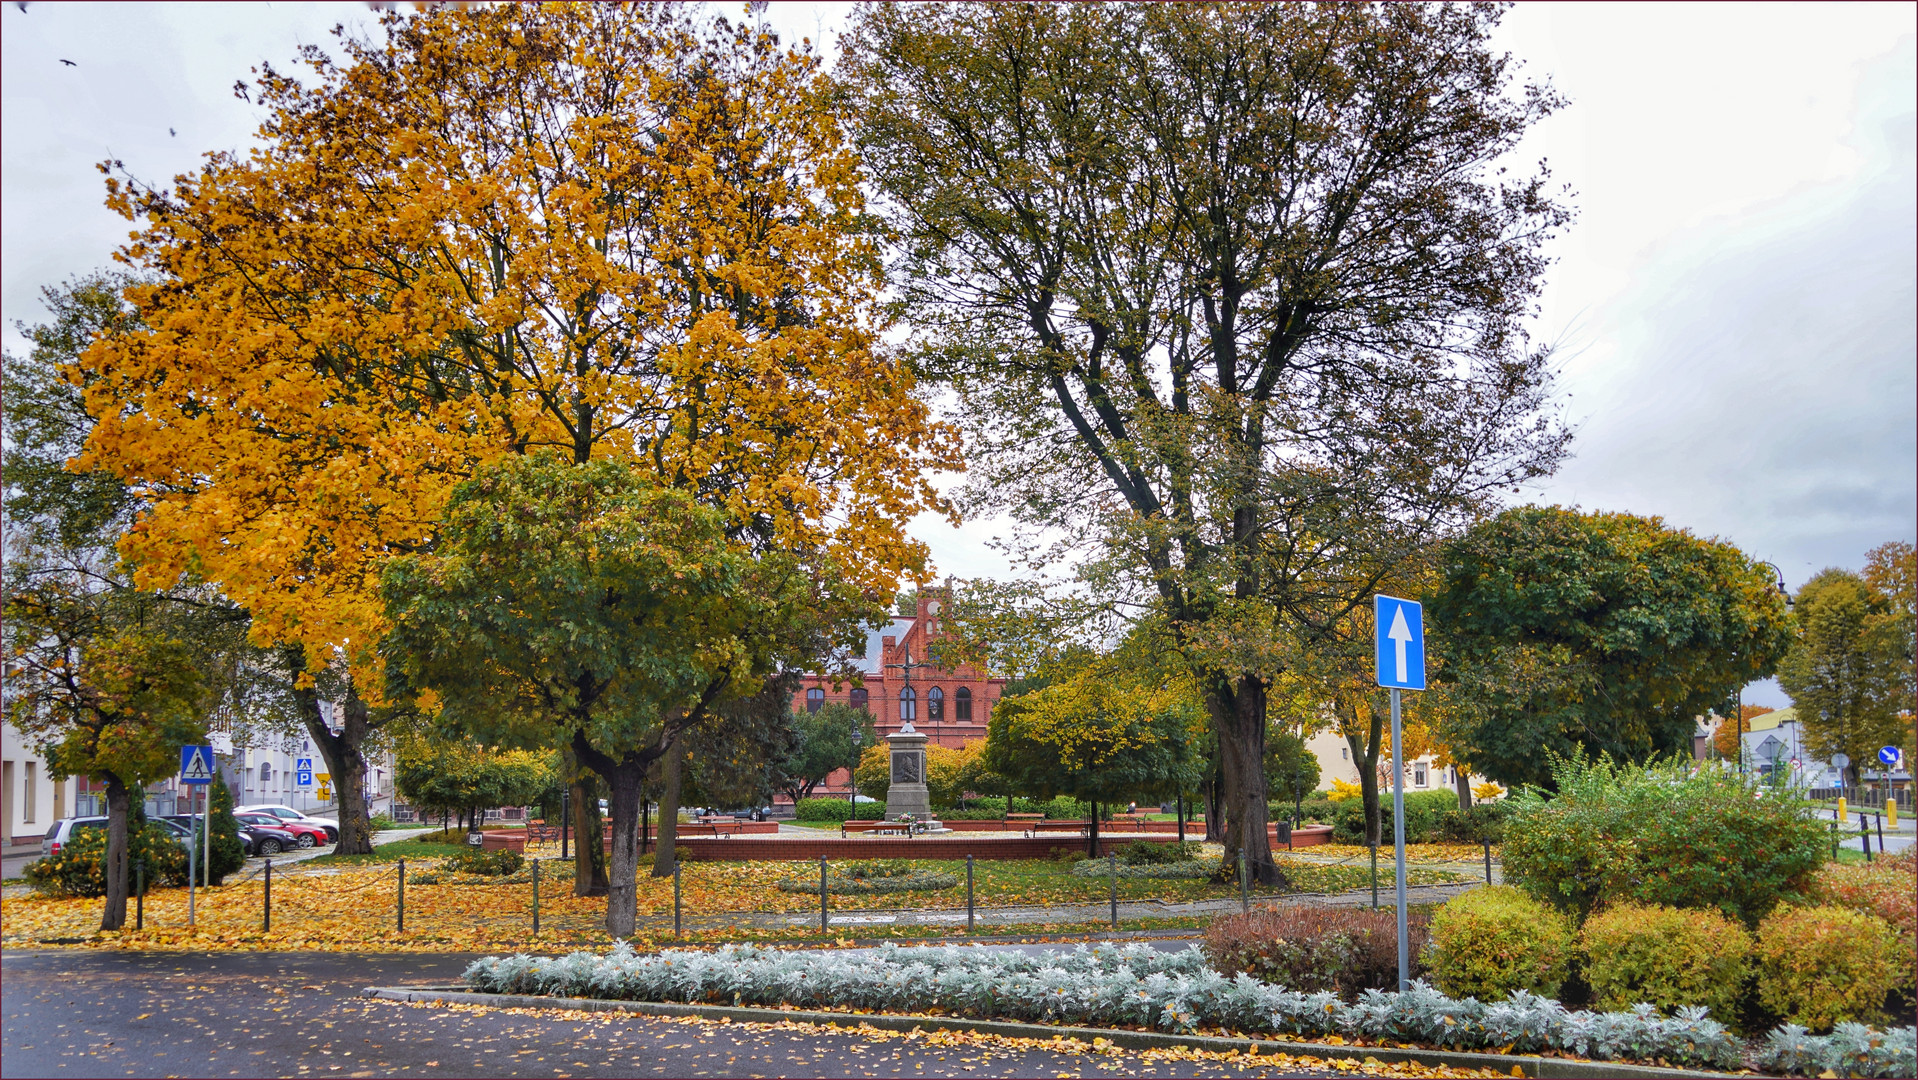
[0,949,1371,1079]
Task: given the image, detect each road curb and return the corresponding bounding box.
[362,985,1739,1079]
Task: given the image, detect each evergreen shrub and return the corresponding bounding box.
[1578,902,1751,1021]
[1754,905,1903,1032]
[443,848,525,876]
[1424,885,1573,1001]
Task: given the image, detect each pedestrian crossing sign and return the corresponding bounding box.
[180,745,215,785]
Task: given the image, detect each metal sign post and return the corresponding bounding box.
[1374,596,1426,993]
[179,745,214,926]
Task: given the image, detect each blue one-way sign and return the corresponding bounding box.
[1881,746,1902,767]
[1374,595,1426,691]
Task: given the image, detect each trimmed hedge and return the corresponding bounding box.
[1329,790,1458,844]
[794,797,856,822]
[1754,905,1904,1032]
[1424,885,1573,1001]
[25,822,191,897]
[1578,902,1751,1022]
[1205,904,1430,999]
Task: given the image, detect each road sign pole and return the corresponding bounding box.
[1391,686,1409,992]
[187,784,197,927]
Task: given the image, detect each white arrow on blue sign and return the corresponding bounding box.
[1881,746,1902,766]
[179,745,215,785]
[1374,595,1426,691]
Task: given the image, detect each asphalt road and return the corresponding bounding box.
[0,950,1357,1079]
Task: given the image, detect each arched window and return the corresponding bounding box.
[260,762,273,783]
[898,686,917,722]
[849,687,869,710]
[955,686,972,721]
[806,687,825,714]
[927,687,944,720]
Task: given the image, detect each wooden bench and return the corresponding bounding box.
[1108,814,1154,832]
[1027,819,1091,837]
[681,820,744,838]
[841,819,921,837]
[525,820,560,843]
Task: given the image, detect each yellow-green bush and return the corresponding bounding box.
[1424,884,1574,1001]
[23,823,189,897]
[1753,904,1902,1032]
[1579,902,1751,1021]
[1811,849,1916,999]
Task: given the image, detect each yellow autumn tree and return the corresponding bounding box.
[77,5,959,857]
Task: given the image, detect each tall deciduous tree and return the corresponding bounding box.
[779,702,878,804]
[1778,566,1913,788]
[79,6,955,873]
[1429,506,1794,789]
[379,454,864,935]
[841,2,1569,881]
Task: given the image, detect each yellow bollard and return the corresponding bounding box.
[1888,798,1898,829]
[1838,796,1848,825]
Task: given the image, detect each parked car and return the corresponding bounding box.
[234,812,328,849]
[167,813,292,857]
[41,816,109,858]
[235,804,340,843]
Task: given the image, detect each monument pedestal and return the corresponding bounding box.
[885,723,932,821]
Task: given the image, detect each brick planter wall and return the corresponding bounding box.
[666,835,1179,862]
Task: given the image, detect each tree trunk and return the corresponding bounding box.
[651,741,686,878]
[99,771,131,932]
[570,772,608,897]
[286,647,377,855]
[1454,765,1473,809]
[603,758,644,939]
[1203,761,1224,842]
[1087,800,1100,858]
[1343,697,1385,848]
[1214,674,1284,884]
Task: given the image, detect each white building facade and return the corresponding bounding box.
[2,721,77,852]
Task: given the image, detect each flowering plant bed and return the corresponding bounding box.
[463,942,1918,1077]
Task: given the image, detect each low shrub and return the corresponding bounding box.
[408,828,474,845]
[1439,801,1513,844]
[368,813,400,832]
[1010,795,1092,819]
[794,797,855,822]
[1759,1021,1918,1078]
[1294,798,1338,826]
[25,822,191,898]
[1812,850,1916,1001]
[1329,790,1458,844]
[1120,840,1200,865]
[945,796,1007,817]
[443,848,525,876]
[937,808,1012,820]
[1502,753,1826,926]
[777,861,957,895]
[1205,904,1430,999]
[1754,904,1903,1032]
[1578,902,1751,1022]
[1424,885,1573,1001]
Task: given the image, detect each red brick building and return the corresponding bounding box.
[790,589,1007,765]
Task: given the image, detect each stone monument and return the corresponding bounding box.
[884,721,931,821]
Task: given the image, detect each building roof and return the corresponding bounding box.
[1746,707,1794,732]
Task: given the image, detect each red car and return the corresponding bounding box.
[235,812,329,849]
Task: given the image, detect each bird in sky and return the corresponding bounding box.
[59,59,76,67]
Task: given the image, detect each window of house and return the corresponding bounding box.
[898,686,916,722]
[806,688,825,714]
[260,762,274,784]
[1414,763,1428,787]
[927,687,944,720]
[955,686,972,721]
[1341,747,1348,759]
[850,687,868,710]
[24,762,37,823]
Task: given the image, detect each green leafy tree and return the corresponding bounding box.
[1779,567,1914,788]
[983,672,1206,857]
[1264,728,1321,826]
[393,738,554,831]
[203,771,246,884]
[841,2,1571,882]
[779,703,878,804]
[1428,506,1794,789]
[380,454,868,936]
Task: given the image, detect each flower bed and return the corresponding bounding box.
[463,941,1917,1077]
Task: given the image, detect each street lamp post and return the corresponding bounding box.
[849,722,862,817]
[884,650,939,743]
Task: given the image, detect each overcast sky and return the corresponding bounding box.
[5,3,1913,705]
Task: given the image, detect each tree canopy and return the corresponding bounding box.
[1778,563,1914,785]
[841,1,1570,880]
[1429,506,1794,789]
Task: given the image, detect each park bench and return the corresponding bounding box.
[1108,814,1154,832]
[840,819,901,837]
[1005,813,1044,827]
[682,819,745,838]
[1027,819,1091,837]
[525,819,560,843]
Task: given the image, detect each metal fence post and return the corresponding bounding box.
[135,859,145,931]
[263,858,272,933]
[1370,844,1379,909]
[819,855,829,933]
[1830,820,1838,860]
[1482,839,1492,884]
[1109,853,1119,929]
[531,858,540,937]
[1238,852,1249,914]
[1861,817,1872,862]
[397,857,406,933]
[966,854,975,934]
[673,859,682,938]
[1875,813,1884,854]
